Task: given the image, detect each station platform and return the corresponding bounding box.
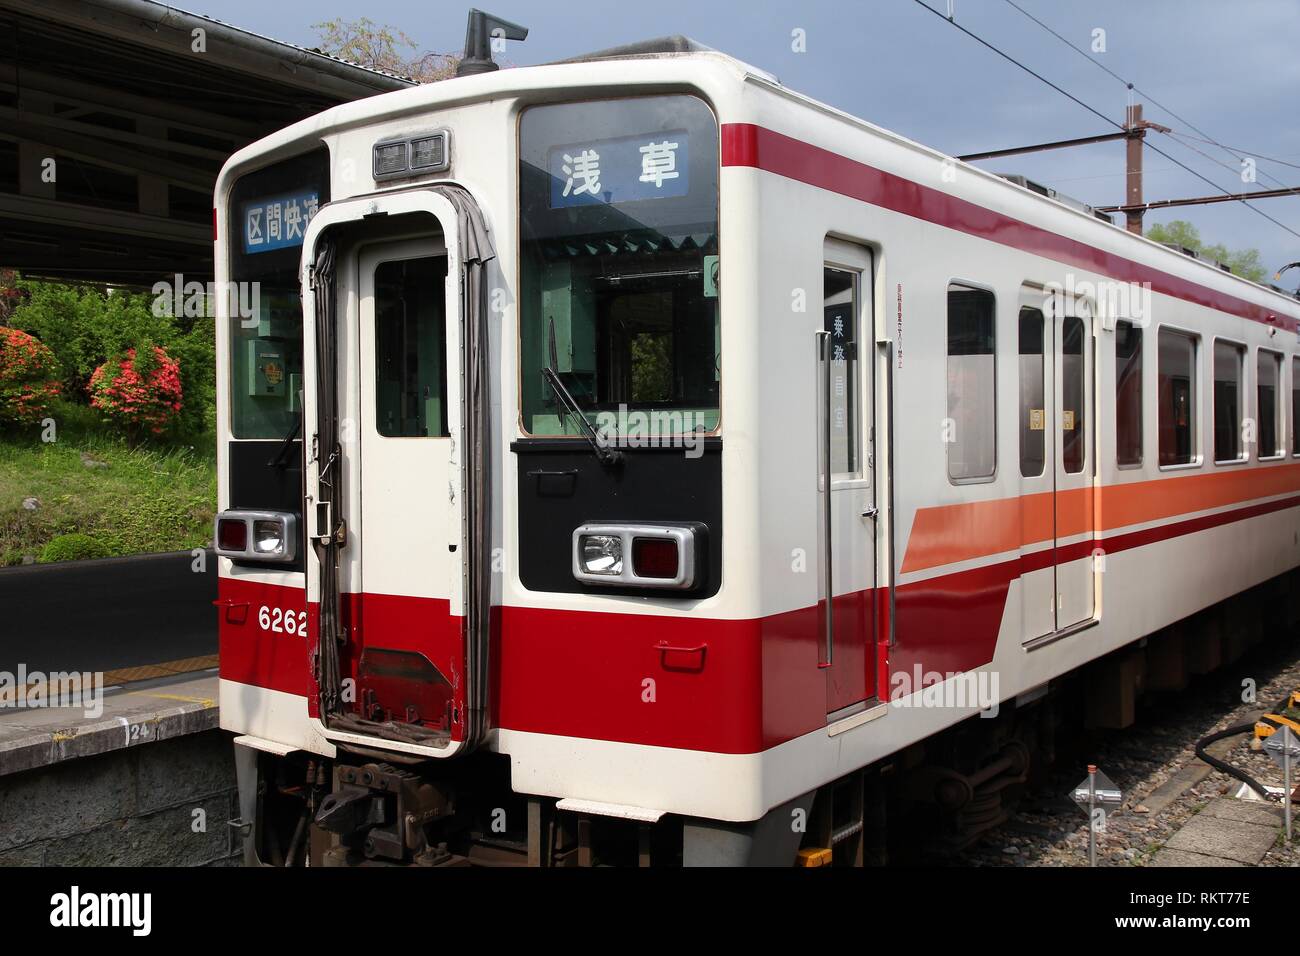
[0,671,236,866]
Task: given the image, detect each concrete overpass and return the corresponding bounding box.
[0,0,415,284]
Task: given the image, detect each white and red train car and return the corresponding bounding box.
[213,30,1300,866]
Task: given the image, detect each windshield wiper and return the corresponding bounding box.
[268,413,301,470]
[543,318,621,467]
[542,367,622,466]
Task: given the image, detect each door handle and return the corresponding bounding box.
[861,507,879,520]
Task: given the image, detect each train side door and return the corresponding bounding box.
[1053,297,1095,630]
[1017,293,1055,642]
[1019,290,1097,644]
[819,240,877,716]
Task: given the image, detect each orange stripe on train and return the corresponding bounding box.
[901,462,1300,574]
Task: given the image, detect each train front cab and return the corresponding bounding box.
[213,60,895,866]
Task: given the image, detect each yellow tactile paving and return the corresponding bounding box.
[11,654,219,702]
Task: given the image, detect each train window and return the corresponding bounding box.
[823,267,859,474]
[1258,349,1282,459]
[226,148,330,439]
[1018,307,1045,477]
[517,95,720,438]
[1293,357,1300,456]
[1061,316,1086,474]
[1115,321,1143,467]
[1213,340,1246,463]
[373,256,448,438]
[947,285,996,481]
[1158,329,1197,467]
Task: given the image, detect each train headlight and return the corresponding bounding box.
[372,141,408,178]
[579,534,623,576]
[572,524,698,590]
[214,510,297,563]
[374,130,449,181]
[410,132,450,171]
[253,519,287,556]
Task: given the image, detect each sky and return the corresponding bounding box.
[199,0,1300,282]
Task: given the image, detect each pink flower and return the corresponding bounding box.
[88,345,183,434]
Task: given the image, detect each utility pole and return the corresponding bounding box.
[957,102,1300,238]
[1123,105,1170,235]
[1124,105,1144,235]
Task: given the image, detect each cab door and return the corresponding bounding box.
[818,240,877,716]
[353,238,466,737]
[301,190,483,757]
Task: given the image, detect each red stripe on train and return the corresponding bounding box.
[720,122,1296,333]
[220,494,1300,754]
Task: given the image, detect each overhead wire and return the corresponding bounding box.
[999,0,1299,194]
[908,0,1300,243]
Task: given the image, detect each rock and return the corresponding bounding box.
[1133,804,1150,814]
[1002,845,1018,855]
[21,496,39,510]
[80,453,109,469]
[20,555,35,565]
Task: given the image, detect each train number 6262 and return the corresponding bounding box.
[258,605,308,637]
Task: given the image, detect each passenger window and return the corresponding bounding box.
[1158,329,1197,466]
[1061,316,1086,474]
[374,256,448,438]
[1018,307,1044,477]
[947,286,996,481]
[1213,340,1245,463]
[1115,321,1142,466]
[1258,349,1282,458]
[823,266,859,475]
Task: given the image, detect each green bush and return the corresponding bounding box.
[9,278,215,441]
[39,532,110,563]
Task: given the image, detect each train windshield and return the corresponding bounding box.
[518,95,720,438]
[225,148,330,439]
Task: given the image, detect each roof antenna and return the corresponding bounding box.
[456,8,528,76]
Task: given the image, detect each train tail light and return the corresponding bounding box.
[215,510,297,563]
[572,524,697,590]
[217,516,247,553]
[632,537,679,579]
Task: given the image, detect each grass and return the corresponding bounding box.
[0,401,216,565]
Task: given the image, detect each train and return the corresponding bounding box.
[212,14,1300,866]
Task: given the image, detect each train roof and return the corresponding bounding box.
[219,40,1300,318]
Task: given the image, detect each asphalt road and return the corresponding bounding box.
[0,550,217,674]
